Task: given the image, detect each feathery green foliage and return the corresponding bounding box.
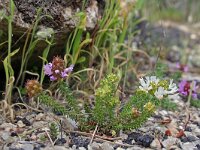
[38,92,68,115]
[160,98,177,111]
[49,122,59,141]
[58,82,81,120]
[93,74,120,130]
[191,99,200,108]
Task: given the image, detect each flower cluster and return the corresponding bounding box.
[139,76,178,99]
[176,63,188,72]
[44,56,74,81]
[178,80,198,99]
[25,80,42,98]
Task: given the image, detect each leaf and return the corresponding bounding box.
[76,56,86,63]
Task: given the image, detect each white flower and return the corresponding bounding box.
[168,93,180,100]
[139,77,152,92]
[167,79,178,94]
[150,76,160,84]
[154,87,166,99]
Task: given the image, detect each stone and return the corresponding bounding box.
[35,113,45,120]
[41,146,68,150]
[127,146,144,150]
[181,142,197,150]
[17,120,26,128]
[162,137,178,148]
[79,147,87,150]
[32,121,47,128]
[9,143,34,150]
[0,123,16,130]
[116,148,125,150]
[150,138,161,149]
[101,142,114,150]
[1,132,10,141]
[88,142,101,150]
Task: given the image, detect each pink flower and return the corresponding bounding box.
[176,63,188,72]
[178,80,198,99]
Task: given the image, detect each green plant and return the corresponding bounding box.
[160,98,177,111]
[190,99,200,108]
[15,9,54,86]
[49,122,59,141]
[77,74,178,133]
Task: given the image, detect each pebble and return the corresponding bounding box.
[9,143,34,150]
[135,134,154,147]
[101,142,114,150]
[17,120,26,128]
[1,132,10,140]
[88,142,101,150]
[162,137,178,148]
[35,113,45,120]
[41,146,68,150]
[181,142,197,150]
[150,138,161,149]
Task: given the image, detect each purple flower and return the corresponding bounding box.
[44,63,53,76]
[176,63,188,72]
[55,70,60,74]
[64,65,74,73]
[178,80,198,99]
[50,75,57,81]
[61,71,68,78]
[44,59,74,81]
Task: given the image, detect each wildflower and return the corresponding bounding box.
[44,56,74,81]
[139,76,178,100]
[154,87,166,99]
[25,80,42,98]
[144,102,155,112]
[139,76,153,92]
[44,63,53,76]
[178,80,198,99]
[167,79,178,94]
[176,63,188,72]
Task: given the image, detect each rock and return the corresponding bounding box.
[32,121,47,128]
[17,120,26,128]
[1,132,10,141]
[0,123,16,130]
[185,126,192,132]
[69,134,90,148]
[35,113,45,121]
[189,47,200,67]
[167,49,181,62]
[127,146,144,150]
[162,137,178,148]
[150,138,161,149]
[135,134,154,147]
[101,142,114,150]
[116,148,125,150]
[9,143,34,150]
[55,138,67,146]
[41,146,68,150]
[124,132,154,147]
[88,142,101,150]
[181,142,197,150]
[79,147,87,150]
[181,135,198,143]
